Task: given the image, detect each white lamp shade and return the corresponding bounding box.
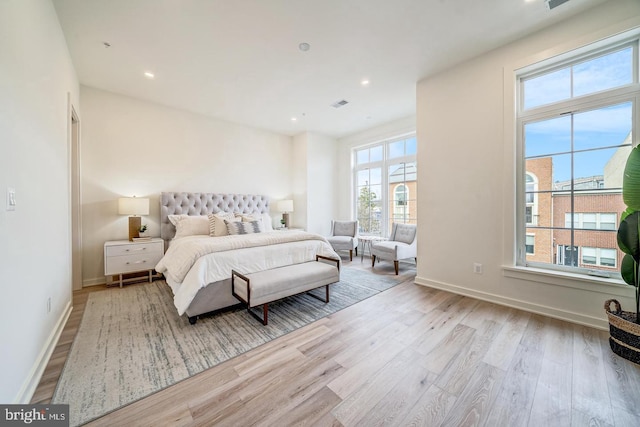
[118,197,149,215]
[277,199,294,212]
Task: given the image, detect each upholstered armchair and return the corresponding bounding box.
[371,223,417,275]
[326,220,359,261]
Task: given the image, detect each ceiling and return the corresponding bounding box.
[52,0,607,139]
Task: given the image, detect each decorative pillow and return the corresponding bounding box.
[168,215,210,239]
[225,220,264,235]
[235,213,274,232]
[207,213,238,237]
[333,221,356,237]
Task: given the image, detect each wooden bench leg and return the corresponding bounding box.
[307,285,330,304]
[246,303,269,325]
[263,304,268,325]
[394,260,399,275]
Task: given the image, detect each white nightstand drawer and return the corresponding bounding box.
[106,242,162,257]
[106,252,162,275]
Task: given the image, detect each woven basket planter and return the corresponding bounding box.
[604,299,640,365]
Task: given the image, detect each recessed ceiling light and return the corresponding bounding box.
[361,79,370,86]
[298,42,310,52]
[144,72,155,79]
[291,117,297,122]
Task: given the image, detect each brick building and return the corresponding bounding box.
[525,158,553,264]
[525,145,628,272]
[388,162,417,230]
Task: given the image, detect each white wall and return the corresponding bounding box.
[291,132,338,235]
[291,133,308,230]
[306,133,338,235]
[337,116,416,221]
[0,0,79,403]
[416,0,640,329]
[80,87,293,285]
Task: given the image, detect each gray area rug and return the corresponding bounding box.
[52,263,415,426]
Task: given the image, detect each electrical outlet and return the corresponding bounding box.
[473,263,483,274]
[6,187,16,211]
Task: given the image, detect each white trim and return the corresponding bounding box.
[414,275,610,330]
[83,276,107,287]
[353,135,417,236]
[14,301,72,403]
[502,265,629,294]
[503,17,640,270]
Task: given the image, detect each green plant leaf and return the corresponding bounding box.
[621,207,636,222]
[623,146,640,210]
[618,211,640,261]
[620,254,638,287]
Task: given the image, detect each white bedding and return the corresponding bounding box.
[155,230,339,315]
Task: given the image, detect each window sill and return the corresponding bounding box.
[502,265,631,298]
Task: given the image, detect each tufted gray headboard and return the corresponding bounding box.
[160,192,270,241]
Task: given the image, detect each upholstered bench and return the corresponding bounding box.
[231,255,340,325]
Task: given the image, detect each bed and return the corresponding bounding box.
[156,192,339,324]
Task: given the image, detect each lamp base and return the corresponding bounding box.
[282,213,290,229]
[129,216,141,241]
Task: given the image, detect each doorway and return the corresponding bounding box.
[69,103,82,291]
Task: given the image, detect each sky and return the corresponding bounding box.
[523,45,634,184]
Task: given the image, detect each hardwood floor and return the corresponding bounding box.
[32,263,640,426]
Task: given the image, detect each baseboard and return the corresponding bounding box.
[15,300,72,403]
[83,277,106,287]
[414,275,609,331]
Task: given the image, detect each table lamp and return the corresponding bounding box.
[277,199,294,229]
[118,196,150,241]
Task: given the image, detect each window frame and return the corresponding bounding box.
[515,37,640,279]
[353,134,417,237]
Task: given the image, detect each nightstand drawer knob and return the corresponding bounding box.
[125,247,146,252]
[126,260,147,265]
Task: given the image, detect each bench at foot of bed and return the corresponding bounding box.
[230,255,340,325]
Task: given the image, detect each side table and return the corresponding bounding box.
[104,238,164,287]
[358,235,386,261]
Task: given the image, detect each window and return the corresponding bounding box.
[564,212,618,230]
[526,235,535,254]
[354,135,416,236]
[525,173,538,225]
[581,247,617,268]
[517,39,638,278]
[522,46,633,110]
[581,247,597,265]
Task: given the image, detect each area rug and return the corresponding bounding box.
[52,263,415,426]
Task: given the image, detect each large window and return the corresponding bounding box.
[354,135,417,236]
[517,39,639,277]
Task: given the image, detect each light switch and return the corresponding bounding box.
[6,187,15,211]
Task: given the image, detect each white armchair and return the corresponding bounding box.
[371,223,417,275]
[326,220,359,261]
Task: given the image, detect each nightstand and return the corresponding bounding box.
[104,238,164,287]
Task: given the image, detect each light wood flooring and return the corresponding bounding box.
[32,262,640,426]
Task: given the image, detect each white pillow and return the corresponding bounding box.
[168,215,210,239]
[236,213,274,232]
[207,213,239,237]
[261,213,274,231]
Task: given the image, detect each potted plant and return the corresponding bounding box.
[605,145,640,364]
[138,224,148,238]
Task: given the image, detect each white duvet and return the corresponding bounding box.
[155,230,339,315]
